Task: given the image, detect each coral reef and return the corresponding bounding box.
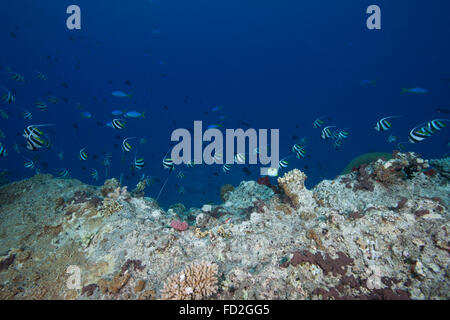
[430,157,450,179]
[0,153,448,300]
[341,152,392,175]
[220,184,234,202]
[161,261,218,300]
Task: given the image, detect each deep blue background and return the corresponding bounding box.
[0,0,449,209]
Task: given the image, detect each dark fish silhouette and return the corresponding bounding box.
[436,108,450,114]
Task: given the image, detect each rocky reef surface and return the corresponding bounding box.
[0,152,448,300]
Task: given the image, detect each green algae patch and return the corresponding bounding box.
[341,152,393,175]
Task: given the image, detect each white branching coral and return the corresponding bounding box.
[161,261,219,300]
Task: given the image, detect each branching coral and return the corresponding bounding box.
[100,198,123,217]
[161,261,219,300]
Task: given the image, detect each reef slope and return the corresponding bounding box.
[0,153,448,300]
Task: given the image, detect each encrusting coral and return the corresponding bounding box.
[161,261,219,300]
[100,198,123,217]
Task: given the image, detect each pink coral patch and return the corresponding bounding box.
[170,220,188,231]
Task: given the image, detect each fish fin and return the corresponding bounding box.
[141,112,145,118]
[401,88,407,94]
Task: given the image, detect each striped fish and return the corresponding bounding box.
[333,138,343,149]
[338,129,350,139]
[163,158,174,171]
[133,156,145,170]
[313,117,325,128]
[22,124,54,141]
[0,145,7,157]
[396,142,408,152]
[279,159,289,168]
[9,72,25,82]
[177,185,185,194]
[0,85,15,103]
[185,161,195,168]
[426,119,449,132]
[0,168,9,178]
[112,118,126,129]
[408,124,428,143]
[58,151,64,160]
[103,157,110,167]
[21,109,32,120]
[234,153,246,163]
[35,99,47,111]
[320,126,336,140]
[91,169,99,181]
[36,72,47,81]
[177,171,185,179]
[292,143,306,158]
[388,134,398,143]
[26,135,47,151]
[374,116,402,132]
[47,95,58,104]
[79,147,88,160]
[122,137,135,152]
[57,168,70,178]
[23,159,35,169]
[222,163,232,173]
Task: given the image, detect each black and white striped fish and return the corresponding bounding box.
[112,118,126,129]
[0,85,15,103]
[320,126,336,140]
[374,116,402,132]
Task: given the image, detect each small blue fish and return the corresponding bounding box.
[111,110,123,116]
[211,106,222,112]
[207,124,222,129]
[112,91,133,98]
[124,111,145,118]
[402,88,427,94]
[360,80,376,86]
[80,111,92,119]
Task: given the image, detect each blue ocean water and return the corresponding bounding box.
[0,0,449,209]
